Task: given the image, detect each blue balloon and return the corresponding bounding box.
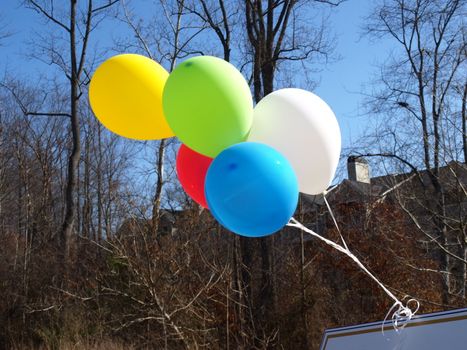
[205,142,299,237]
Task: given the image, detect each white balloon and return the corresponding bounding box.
[247,88,341,195]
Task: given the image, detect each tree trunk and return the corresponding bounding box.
[61,0,81,262]
[81,133,91,238]
[97,123,103,242]
[299,200,309,349]
[462,83,466,164]
[151,139,166,237]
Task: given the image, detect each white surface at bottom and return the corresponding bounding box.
[321,308,467,350]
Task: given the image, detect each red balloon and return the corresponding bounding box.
[176,144,213,208]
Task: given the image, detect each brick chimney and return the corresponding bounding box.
[347,156,370,183]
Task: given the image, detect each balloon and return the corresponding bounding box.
[176,144,213,208]
[89,54,173,140]
[205,142,298,237]
[247,88,341,195]
[162,56,253,157]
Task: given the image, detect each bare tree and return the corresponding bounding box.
[19,0,120,261]
[361,0,467,301]
[184,0,235,61]
[241,0,344,342]
[245,0,342,101]
[184,0,344,344]
[118,0,205,238]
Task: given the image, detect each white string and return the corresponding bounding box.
[382,297,420,334]
[287,217,419,332]
[322,194,348,250]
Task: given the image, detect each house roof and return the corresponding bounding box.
[302,161,467,207]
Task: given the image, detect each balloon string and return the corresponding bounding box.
[323,193,348,250]
[287,217,419,332]
[382,297,420,334]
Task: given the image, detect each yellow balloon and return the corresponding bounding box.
[89,54,174,140]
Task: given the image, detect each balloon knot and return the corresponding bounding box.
[383,298,420,334]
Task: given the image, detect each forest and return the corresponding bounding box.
[0,0,466,349]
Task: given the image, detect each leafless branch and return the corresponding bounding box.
[27,0,71,32]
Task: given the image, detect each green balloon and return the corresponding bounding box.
[162,56,253,157]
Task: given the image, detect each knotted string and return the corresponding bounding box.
[383,297,419,333]
[287,212,419,333]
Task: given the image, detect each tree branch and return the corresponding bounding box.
[27,0,71,32]
[0,82,71,118]
[91,0,120,13]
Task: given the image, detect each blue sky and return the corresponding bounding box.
[312,0,393,149]
[0,0,394,152]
